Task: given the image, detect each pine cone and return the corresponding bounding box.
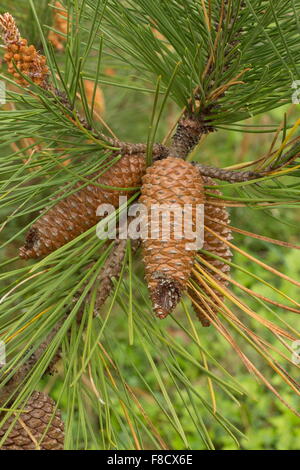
[0,391,64,450]
[0,13,49,88]
[140,157,204,318]
[20,154,146,259]
[188,176,232,326]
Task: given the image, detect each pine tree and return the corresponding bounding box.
[0,0,300,450]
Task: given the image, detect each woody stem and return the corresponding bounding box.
[0,318,65,407]
[192,163,262,182]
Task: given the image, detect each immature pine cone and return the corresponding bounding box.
[0,391,64,450]
[20,154,146,259]
[0,13,49,88]
[48,1,68,52]
[84,79,105,117]
[188,176,232,326]
[140,156,204,318]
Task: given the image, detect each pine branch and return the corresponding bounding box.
[193,163,261,182]
[92,239,128,315]
[76,239,140,321]
[169,111,215,159]
[83,240,127,317]
[0,318,65,407]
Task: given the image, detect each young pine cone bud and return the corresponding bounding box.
[0,391,64,450]
[84,79,105,117]
[20,154,146,259]
[48,1,68,52]
[140,157,205,318]
[188,176,232,327]
[0,13,49,88]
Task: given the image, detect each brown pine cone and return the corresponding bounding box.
[0,391,64,450]
[140,156,205,318]
[20,154,146,259]
[188,176,232,326]
[0,13,49,87]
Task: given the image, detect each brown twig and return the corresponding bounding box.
[0,318,65,407]
[76,239,140,321]
[168,112,215,159]
[92,239,128,316]
[193,163,261,182]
